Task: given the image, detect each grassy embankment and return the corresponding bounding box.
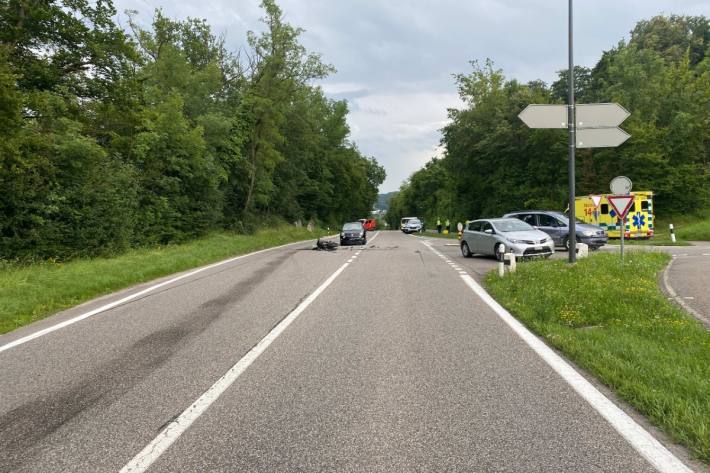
[607,212,709,246]
[485,252,710,463]
[0,226,328,335]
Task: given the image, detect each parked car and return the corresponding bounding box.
[340,222,367,245]
[400,216,416,230]
[460,218,554,260]
[503,210,608,250]
[402,218,424,234]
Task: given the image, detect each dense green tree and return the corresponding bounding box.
[394,15,709,223]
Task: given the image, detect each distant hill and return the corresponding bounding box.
[375,192,398,211]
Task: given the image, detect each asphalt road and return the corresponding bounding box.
[0,231,701,472]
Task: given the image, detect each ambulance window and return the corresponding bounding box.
[601,204,609,215]
[630,202,636,212]
[641,201,649,211]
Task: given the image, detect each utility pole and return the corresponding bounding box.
[567,0,576,264]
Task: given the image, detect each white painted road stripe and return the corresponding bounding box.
[420,241,690,472]
[0,237,338,354]
[120,261,354,472]
[454,276,691,472]
[119,230,380,472]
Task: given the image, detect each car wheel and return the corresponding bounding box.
[340,240,346,246]
[461,241,472,258]
[563,236,581,250]
[494,243,505,262]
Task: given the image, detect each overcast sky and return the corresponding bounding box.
[114,0,709,192]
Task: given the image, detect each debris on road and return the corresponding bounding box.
[314,238,339,251]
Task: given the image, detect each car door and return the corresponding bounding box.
[480,221,495,255]
[537,213,565,245]
[463,221,480,253]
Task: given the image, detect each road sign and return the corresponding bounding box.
[608,195,634,219]
[575,103,630,128]
[610,176,632,195]
[576,128,630,148]
[457,222,463,232]
[518,102,631,149]
[518,105,567,128]
[590,195,602,208]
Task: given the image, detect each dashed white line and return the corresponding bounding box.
[119,233,386,473]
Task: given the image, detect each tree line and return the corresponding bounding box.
[0,0,385,260]
[387,15,709,228]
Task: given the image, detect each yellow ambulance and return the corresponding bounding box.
[574,192,654,239]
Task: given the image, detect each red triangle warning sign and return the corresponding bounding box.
[608,195,634,219]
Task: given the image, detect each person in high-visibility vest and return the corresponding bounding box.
[436,218,442,234]
[444,218,450,235]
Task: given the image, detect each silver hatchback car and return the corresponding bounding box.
[460,218,554,260]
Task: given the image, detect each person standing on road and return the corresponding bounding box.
[437,218,442,234]
[445,218,450,234]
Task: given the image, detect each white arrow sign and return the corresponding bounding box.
[518,102,631,148]
[576,128,630,148]
[518,104,567,129]
[576,103,630,128]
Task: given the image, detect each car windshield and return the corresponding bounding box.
[343,223,362,231]
[494,220,533,232]
[408,220,420,225]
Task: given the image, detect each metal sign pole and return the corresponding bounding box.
[620,216,625,262]
[567,0,576,264]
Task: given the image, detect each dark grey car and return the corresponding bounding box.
[340,222,367,246]
[503,210,608,250]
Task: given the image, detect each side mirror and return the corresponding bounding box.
[484,229,493,235]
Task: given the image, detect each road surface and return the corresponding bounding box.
[0,231,701,472]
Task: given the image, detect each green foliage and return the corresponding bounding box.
[485,252,710,463]
[393,15,710,223]
[0,0,384,260]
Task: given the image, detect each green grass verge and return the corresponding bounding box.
[654,212,710,242]
[485,252,710,463]
[606,239,691,246]
[0,226,328,335]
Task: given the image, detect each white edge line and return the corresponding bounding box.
[420,243,691,473]
[120,259,352,473]
[0,236,337,354]
[457,277,691,473]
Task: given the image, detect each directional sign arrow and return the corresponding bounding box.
[576,127,630,148]
[518,104,567,129]
[576,103,630,128]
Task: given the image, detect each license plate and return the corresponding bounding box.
[534,246,542,251]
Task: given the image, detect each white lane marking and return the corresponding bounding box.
[120,259,353,473]
[703,253,710,256]
[683,297,695,300]
[352,255,358,259]
[662,257,710,326]
[347,259,354,263]
[439,259,692,472]
[0,236,338,354]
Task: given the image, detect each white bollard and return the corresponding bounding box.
[498,244,506,277]
[504,252,517,272]
[576,242,589,259]
[669,223,676,243]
